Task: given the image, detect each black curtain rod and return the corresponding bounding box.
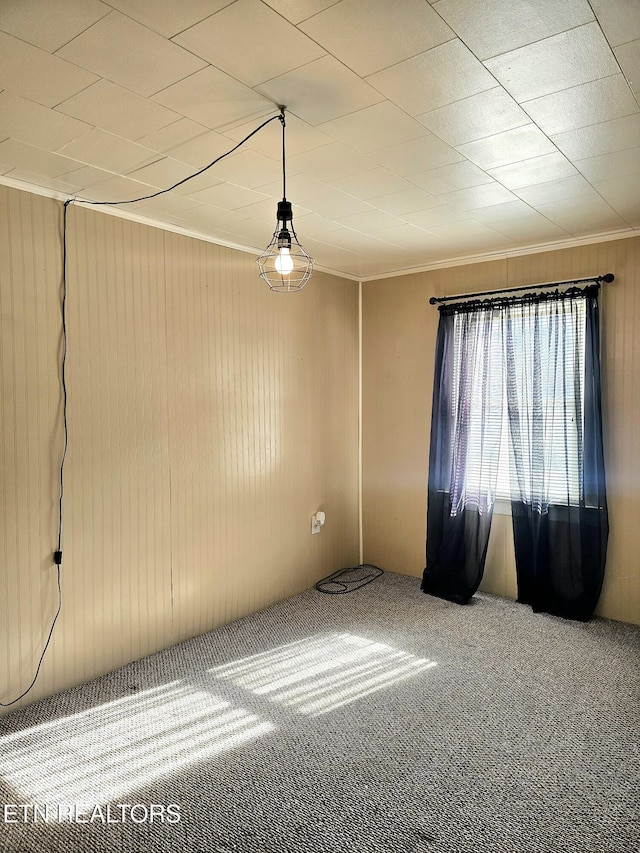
[428,273,614,305]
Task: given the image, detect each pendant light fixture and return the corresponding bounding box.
[257,107,313,292]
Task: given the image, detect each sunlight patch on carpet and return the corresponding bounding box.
[0,682,274,807]
[209,633,437,716]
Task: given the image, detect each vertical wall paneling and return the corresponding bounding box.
[163,233,360,643]
[362,239,640,625]
[65,206,174,682]
[1,186,359,713]
[0,189,62,703]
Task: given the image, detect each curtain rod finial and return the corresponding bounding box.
[602,273,614,283]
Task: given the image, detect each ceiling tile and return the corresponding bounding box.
[154,66,274,131]
[589,0,640,47]
[181,204,248,230]
[299,0,453,76]
[522,75,639,135]
[0,91,92,151]
[615,41,640,95]
[57,129,160,173]
[260,0,341,25]
[487,215,571,243]
[367,40,495,116]
[0,31,98,109]
[469,199,542,224]
[165,130,242,168]
[234,196,299,226]
[174,0,325,87]
[536,196,630,236]
[318,102,428,154]
[256,55,384,125]
[292,213,343,237]
[401,205,473,227]
[325,228,399,254]
[577,147,640,183]
[455,124,558,170]
[336,209,405,232]
[426,219,517,245]
[222,218,283,249]
[188,183,270,210]
[136,119,213,154]
[408,161,493,195]
[372,135,464,176]
[608,198,640,227]
[438,182,518,210]
[329,168,414,200]
[365,249,440,274]
[370,223,443,248]
[104,0,234,38]
[57,164,115,189]
[3,170,84,194]
[287,142,376,182]
[125,157,199,188]
[369,187,442,216]
[295,188,373,219]
[0,0,110,52]
[200,149,285,189]
[591,172,640,207]
[514,174,598,206]
[74,174,157,204]
[485,23,619,102]
[550,113,640,160]
[56,80,181,142]
[300,237,364,272]
[417,87,529,146]
[0,0,637,276]
[56,11,207,97]
[0,138,78,178]
[132,207,193,226]
[131,192,201,216]
[489,152,577,189]
[432,0,594,60]
[171,170,226,196]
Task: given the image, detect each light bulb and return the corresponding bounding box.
[275,247,294,275]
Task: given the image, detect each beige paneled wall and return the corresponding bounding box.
[362,237,640,625]
[65,208,173,681]
[1,189,63,706]
[162,230,359,640]
[0,186,359,713]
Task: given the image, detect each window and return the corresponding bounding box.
[424,284,608,617]
[449,296,586,511]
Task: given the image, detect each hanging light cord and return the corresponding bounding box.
[57,201,70,561]
[71,111,283,208]
[279,107,286,200]
[2,110,285,707]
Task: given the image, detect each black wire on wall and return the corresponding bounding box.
[1,109,285,707]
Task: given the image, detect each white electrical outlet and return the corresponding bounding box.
[311,511,326,535]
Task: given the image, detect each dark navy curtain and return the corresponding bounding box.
[422,285,608,620]
[507,286,608,620]
[422,304,505,604]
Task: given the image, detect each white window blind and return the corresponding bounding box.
[450,297,586,509]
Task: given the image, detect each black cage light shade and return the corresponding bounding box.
[257,109,313,292]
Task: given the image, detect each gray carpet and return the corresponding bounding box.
[1,571,638,853]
